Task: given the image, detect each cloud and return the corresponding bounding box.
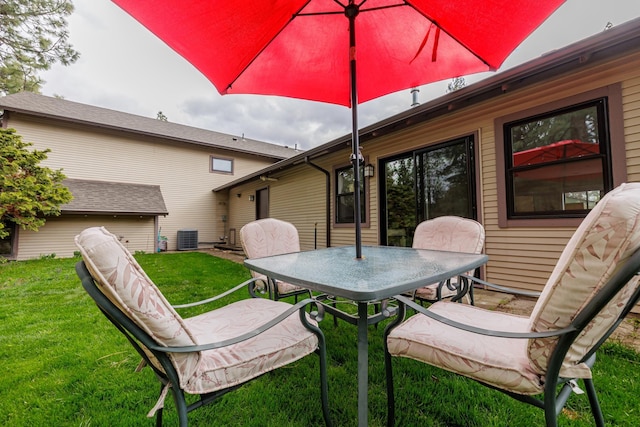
[180,93,354,149]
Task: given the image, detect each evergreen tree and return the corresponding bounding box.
[0,0,79,95]
[0,128,73,239]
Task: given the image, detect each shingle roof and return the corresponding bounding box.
[0,92,299,160]
[61,179,168,215]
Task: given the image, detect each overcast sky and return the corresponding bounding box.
[40,1,640,150]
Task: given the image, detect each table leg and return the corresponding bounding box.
[357,302,368,427]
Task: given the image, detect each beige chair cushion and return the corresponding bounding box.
[412,216,485,300]
[183,298,318,394]
[240,218,305,295]
[387,302,543,394]
[76,226,318,394]
[528,182,640,378]
[388,183,640,394]
[75,227,199,384]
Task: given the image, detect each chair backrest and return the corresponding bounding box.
[412,216,485,254]
[75,226,200,381]
[527,183,640,378]
[240,219,301,280]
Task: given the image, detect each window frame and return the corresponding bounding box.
[379,134,478,247]
[210,156,234,174]
[333,162,370,227]
[495,84,626,228]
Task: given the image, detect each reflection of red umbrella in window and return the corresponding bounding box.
[513,139,600,166]
[112,0,565,259]
[513,140,603,210]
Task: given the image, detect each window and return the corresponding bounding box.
[380,135,476,246]
[0,222,16,258]
[504,98,612,219]
[335,164,366,224]
[210,156,233,174]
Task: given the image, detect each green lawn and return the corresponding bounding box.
[1,252,639,426]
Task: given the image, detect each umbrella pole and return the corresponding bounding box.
[347,3,363,259]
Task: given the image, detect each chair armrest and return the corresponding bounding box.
[392,294,575,339]
[150,297,325,353]
[171,277,262,309]
[460,274,541,298]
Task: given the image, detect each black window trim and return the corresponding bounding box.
[495,84,626,228]
[504,97,611,220]
[333,162,370,227]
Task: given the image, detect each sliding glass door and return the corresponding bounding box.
[381,135,476,247]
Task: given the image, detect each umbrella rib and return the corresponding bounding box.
[359,3,407,13]
[404,2,495,70]
[300,1,406,16]
[224,0,495,93]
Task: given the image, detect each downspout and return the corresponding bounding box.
[305,157,331,248]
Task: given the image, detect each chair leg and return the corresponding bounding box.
[171,387,189,427]
[155,384,164,427]
[543,381,559,427]
[384,349,395,427]
[584,378,605,427]
[317,342,332,426]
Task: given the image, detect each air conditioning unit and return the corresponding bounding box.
[177,229,198,250]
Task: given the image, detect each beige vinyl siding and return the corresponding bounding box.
[624,75,640,181]
[17,216,156,259]
[227,163,328,251]
[7,116,275,256]
[325,50,640,292]
[476,53,640,291]
[315,150,380,248]
[268,165,328,250]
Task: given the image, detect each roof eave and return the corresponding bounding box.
[61,210,168,216]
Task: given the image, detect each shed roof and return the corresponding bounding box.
[61,179,168,215]
[0,92,298,160]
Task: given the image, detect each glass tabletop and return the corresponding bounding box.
[244,245,488,302]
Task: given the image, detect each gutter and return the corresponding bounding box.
[305,157,331,248]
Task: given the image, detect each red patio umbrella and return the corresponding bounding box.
[113,0,565,258]
[513,139,600,166]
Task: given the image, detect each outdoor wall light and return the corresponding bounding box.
[236,193,241,198]
[364,163,375,178]
[249,195,255,201]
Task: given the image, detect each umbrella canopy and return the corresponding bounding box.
[513,139,600,166]
[113,0,565,258]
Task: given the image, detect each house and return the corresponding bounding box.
[215,17,640,293]
[0,92,298,260]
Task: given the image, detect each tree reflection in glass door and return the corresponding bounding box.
[417,138,473,221]
[383,156,416,247]
[382,136,475,247]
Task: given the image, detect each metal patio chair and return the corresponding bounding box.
[75,226,331,427]
[385,183,640,427]
[240,218,311,301]
[410,216,485,304]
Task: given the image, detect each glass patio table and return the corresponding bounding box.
[244,245,488,427]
